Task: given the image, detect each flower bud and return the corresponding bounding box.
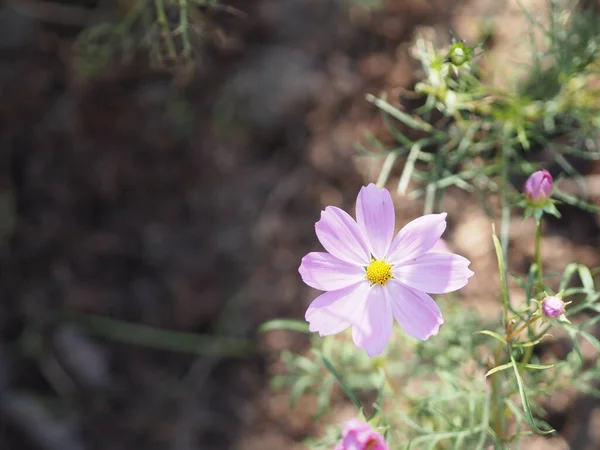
[335,419,388,450]
[448,42,471,66]
[524,170,553,205]
[542,295,565,318]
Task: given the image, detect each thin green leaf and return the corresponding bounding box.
[513,334,549,348]
[381,111,414,147]
[397,139,437,195]
[365,94,437,133]
[474,393,491,450]
[316,374,336,417]
[258,319,310,334]
[554,187,600,213]
[320,356,362,410]
[524,264,538,306]
[376,149,402,187]
[579,330,600,353]
[370,369,387,420]
[580,314,600,330]
[520,362,555,371]
[396,409,429,434]
[492,226,511,321]
[562,287,592,297]
[577,265,595,291]
[408,425,488,447]
[293,354,318,373]
[475,330,508,345]
[485,362,514,378]
[289,375,315,407]
[61,312,253,357]
[560,263,580,291]
[566,296,600,315]
[509,351,555,435]
[575,384,600,398]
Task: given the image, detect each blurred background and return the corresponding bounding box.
[0,0,599,449]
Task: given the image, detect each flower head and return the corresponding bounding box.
[335,419,388,450]
[542,295,565,318]
[299,184,474,356]
[524,170,553,205]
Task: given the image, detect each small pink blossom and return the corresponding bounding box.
[524,170,553,204]
[299,184,474,356]
[542,296,565,318]
[335,419,388,450]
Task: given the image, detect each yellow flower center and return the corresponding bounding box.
[365,259,392,286]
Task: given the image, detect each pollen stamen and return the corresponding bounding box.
[365,259,393,286]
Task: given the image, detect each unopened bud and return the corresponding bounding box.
[524,170,553,205]
[542,296,565,318]
[448,42,471,66]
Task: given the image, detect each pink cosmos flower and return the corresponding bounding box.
[299,184,474,356]
[335,418,388,450]
[524,170,553,204]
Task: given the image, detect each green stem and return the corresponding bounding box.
[500,126,512,269]
[507,315,540,342]
[154,0,178,62]
[488,127,514,443]
[520,339,534,365]
[178,0,192,58]
[490,342,506,439]
[535,217,542,286]
[490,230,511,441]
[520,218,544,365]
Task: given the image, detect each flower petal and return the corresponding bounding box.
[386,213,447,264]
[524,169,553,203]
[315,206,371,266]
[305,282,370,336]
[430,238,450,253]
[355,184,395,259]
[386,280,443,340]
[351,285,393,357]
[299,252,366,291]
[337,419,389,450]
[392,252,474,294]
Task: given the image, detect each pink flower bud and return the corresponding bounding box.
[335,419,389,450]
[542,296,565,318]
[524,170,553,204]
